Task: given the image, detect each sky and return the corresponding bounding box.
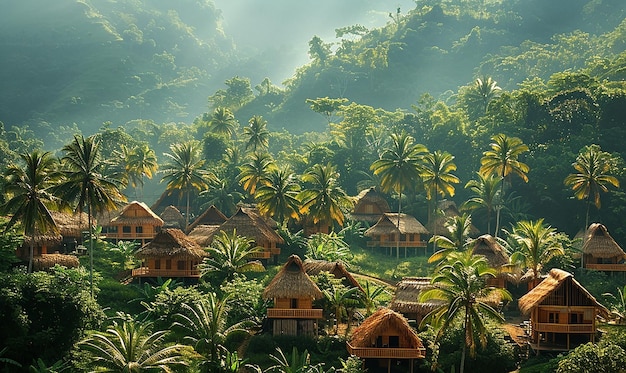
[213,0,416,83]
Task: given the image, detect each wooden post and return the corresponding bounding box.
[387,359,391,373]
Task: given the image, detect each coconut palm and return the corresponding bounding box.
[161,141,214,228]
[244,115,270,153]
[199,179,243,217]
[467,75,502,114]
[371,132,427,257]
[421,150,460,236]
[298,163,353,232]
[479,133,529,237]
[238,152,277,196]
[198,229,265,284]
[208,107,238,138]
[79,320,188,372]
[462,173,502,235]
[125,143,158,200]
[58,135,126,294]
[564,144,619,229]
[360,281,388,316]
[2,150,60,273]
[419,251,511,373]
[255,167,301,225]
[322,283,361,335]
[507,219,565,285]
[429,213,475,263]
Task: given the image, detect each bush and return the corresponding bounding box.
[556,342,626,373]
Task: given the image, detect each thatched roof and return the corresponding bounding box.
[349,308,424,349]
[23,233,62,247]
[187,225,222,247]
[364,213,429,237]
[351,187,391,223]
[32,253,80,271]
[390,277,442,315]
[187,205,228,232]
[427,200,480,238]
[160,205,185,229]
[136,228,207,259]
[303,259,363,291]
[582,223,626,259]
[470,234,509,268]
[109,201,164,226]
[51,211,89,238]
[217,206,284,246]
[263,255,323,300]
[518,268,609,317]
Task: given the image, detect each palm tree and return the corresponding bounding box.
[173,292,252,368]
[58,135,126,294]
[238,152,277,196]
[244,115,270,153]
[421,150,460,238]
[79,320,188,372]
[428,213,475,263]
[125,143,158,200]
[2,150,60,273]
[198,229,265,284]
[298,163,353,232]
[419,251,511,373]
[479,133,529,237]
[360,281,388,316]
[161,141,214,228]
[208,107,238,138]
[322,283,361,335]
[255,167,301,225]
[462,173,502,235]
[470,75,502,114]
[199,179,243,217]
[564,144,619,229]
[371,132,427,257]
[508,219,565,285]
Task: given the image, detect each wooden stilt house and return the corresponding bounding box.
[104,201,163,245]
[582,223,626,272]
[186,205,228,246]
[263,255,324,337]
[518,268,609,353]
[132,228,208,279]
[347,308,425,373]
[390,277,441,324]
[350,187,390,224]
[364,213,429,256]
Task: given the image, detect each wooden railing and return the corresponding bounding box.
[131,267,201,278]
[105,232,155,239]
[534,323,595,333]
[266,308,324,319]
[585,263,626,272]
[367,241,427,248]
[346,344,426,359]
[248,251,272,259]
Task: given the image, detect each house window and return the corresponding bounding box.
[389,336,400,348]
[166,260,172,270]
[548,312,559,323]
[570,313,583,324]
[177,261,185,270]
[291,299,298,308]
[135,226,143,234]
[122,226,131,233]
[154,259,161,269]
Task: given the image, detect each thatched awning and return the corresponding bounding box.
[582,223,626,259]
[217,206,284,245]
[390,277,442,315]
[110,201,164,226]
[263,255,323,300]
[160,205,185,229]
[32,254,80,271]
[364,213,429,237]
[470,234,509,268]
[187,205,228,232]
[136,228,207,260]
[518,268,609,317]
[351,187,391,223]
[349,308,424,349]
[303,259,363,291]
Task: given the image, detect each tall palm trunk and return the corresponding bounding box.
[28,229,35,274]
[185,189,191,230]
[460,307,469,373]
[88,204,94,297]
[494,173,505,238]
[396,191,401,259]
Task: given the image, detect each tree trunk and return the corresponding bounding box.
[397,191,402,259]
[28,231,34,274]
[494,175,505,238]
[185,189,191,230]
[88,204,94,297]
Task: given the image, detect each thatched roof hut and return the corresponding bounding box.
[216,206,284,247]
[470,234,509,268]
[32,253,80,271]
[109,201,164,226]
[160,205,185,229]
[303,259,363,291]
[349,308,425,351]
[390,277,441,318]
[582,223,626,261]
[187,205,228,232]
[263,255,323,300]
[351,187,391,223]
[51,211,89,238]
[518,268,609,317]
[364,213,429,237]
[136,228,207,260]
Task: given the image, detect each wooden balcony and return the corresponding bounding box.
[533,323,595,333]
[131,267,201,278]
[346,344,426,359]
[266,308,324,319]
[105,232,156,240]
[367,241,427,248]
[248,250,272,259]
[585,263,626,272]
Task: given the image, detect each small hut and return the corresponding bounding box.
[351,187,391,224]
[470,234,511,287]
[518,268,609,353]
[133,228,207,279]
[364,213,429,256]
[347,308,425,373]
[582,223,626,271]
[390,277,441,324]
[104,201,164,245]
[263,255,324,336]
[303,259,363,292]
[187,205,229,246]
[51,211,90,253]
[160,206,185,230]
